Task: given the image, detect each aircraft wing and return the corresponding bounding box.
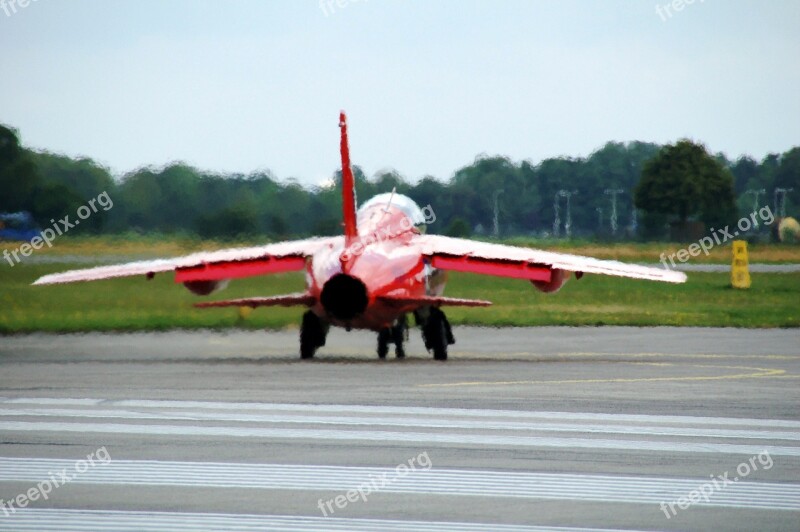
[414,234,686,284]
[32,237,342,286]
[194,293,316,309]
[377,294,493,308]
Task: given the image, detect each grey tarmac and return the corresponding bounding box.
[0,327,798,531]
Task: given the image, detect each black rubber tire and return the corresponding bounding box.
[377,329,390,359]
[423,308,448,361]
[393,315,407,358]
[443,313,455,345]
[432,320,447,360]
[300,311,325,359]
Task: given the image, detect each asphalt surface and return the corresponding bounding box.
[0,327,798,531]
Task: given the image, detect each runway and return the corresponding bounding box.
[1,327,798,530]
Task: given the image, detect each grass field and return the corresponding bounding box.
[2,262,798,333]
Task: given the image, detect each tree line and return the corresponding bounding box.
[1,124,797,241]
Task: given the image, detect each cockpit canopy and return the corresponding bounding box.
[357,193,426,225]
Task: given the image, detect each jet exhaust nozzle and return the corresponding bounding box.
[320,273,369,321]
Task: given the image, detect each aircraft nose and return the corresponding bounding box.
[320,273,369,321]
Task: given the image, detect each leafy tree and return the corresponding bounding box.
[26,152,115,232]
[408,176,448,232]
[731,156,759,195]
[115,168,163,231]
[29,152,114,200]
[0,125,41,214]
[372,169,411,195]
[450,156,532,233]
[4,120,799,241]
[774,147,800,215]
[444,217,471,237]
[195,204,259,239]
[758,154,781,198]
[634,140,736,234]
[30,183,85,228]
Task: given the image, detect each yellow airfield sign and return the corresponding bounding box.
[731,240,751,289]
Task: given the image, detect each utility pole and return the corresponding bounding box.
[604,188,623,235]
[492,189,504,238]
[553,192,561,238]
[785,189,795,217]
[744,189,765,227]
[775,188,794,218]
[557,190,578,238]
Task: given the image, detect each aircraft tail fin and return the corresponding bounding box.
[339,111,358,246]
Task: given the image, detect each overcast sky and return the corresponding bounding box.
[1,0,798,185]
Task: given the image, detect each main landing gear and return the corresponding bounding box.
[376,309,455,361]
[301,308,455,361]
[377,314,407,359]
[300,310,329,359]
[420,307,455,361]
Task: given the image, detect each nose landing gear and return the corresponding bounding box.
[378,314,408,359]
[377,308,454,360]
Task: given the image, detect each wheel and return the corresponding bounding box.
[393,314,407,359]
[423,308,448,361]
[431,319,447,361]
[300,311,327,359]
[442,313,455,345]
[377,329,390,359]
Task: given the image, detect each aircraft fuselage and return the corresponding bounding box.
[306,199,442,331]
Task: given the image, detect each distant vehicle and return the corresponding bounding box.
[33,112,687,360]
[0,212,39,242]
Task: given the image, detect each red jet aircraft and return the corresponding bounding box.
[34,112,686,360]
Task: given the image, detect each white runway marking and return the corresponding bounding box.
[1,397,799,456]
[4,396,800,428]
[2,407,798,441]
[1,458,798,511]
[3,420,800,456]
[0,509,633,532]
[1,395,798,526]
